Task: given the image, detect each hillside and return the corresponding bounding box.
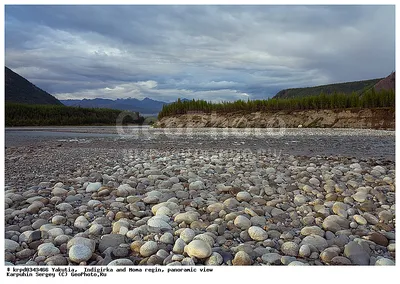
[274,77,383,99]
[5,67,62,105]
[61,97,167,115]
[374,72,395,92]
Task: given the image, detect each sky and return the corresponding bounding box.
[4,5,396,102]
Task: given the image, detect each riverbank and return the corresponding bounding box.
[155,108,395,130]
[5,144,396,266]
[4,128,395,266]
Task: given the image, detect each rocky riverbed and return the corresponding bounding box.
[5,136,396,266]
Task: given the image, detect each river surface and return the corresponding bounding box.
[5,126,395,161]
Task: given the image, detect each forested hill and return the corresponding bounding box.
[274,77,383,99]
[5,66,62,105]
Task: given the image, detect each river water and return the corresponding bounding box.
[4,127,395,161]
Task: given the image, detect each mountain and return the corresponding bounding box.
[5,66,62,105]
[273,77,384,99]
[61,97,169,115]
[374,72,395,92]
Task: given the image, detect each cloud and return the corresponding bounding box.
[5,5,395,102]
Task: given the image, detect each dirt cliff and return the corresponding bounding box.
[155,108,395,130]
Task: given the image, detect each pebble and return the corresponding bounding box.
[234,215,252,230]
[353,215,367,225]
[4,147,395,267]
[69,244,92,263]
[281,242,299,257]
[300,235,328,252]
[74,216,89,229]
[247,226,268,241]
[300,226,324,237]
[205,252,224,265]
[98,234,125,253]
[86,182,102,193]
[180,228,195,243]
[261,253,282,265]
[366,232,389,246]
[375,257,395,266]
[298,244,311,258]
[185,240,212,259]
[232,251,252,265]
[189,181,205,190]
[107,259,134,266]
[5,239,20,252]
[236,192,252,202]
[140,241,158,257]
[344,241,370,265]
[37,243,60,257]
[147,216,172,231]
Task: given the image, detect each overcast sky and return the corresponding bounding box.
[5,5,395,102]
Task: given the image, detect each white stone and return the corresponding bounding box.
[185,240,212,259]
[140,241,158,257]
[247,226,268,241]
[86,182,102,193]
[74,216,89,229]
[69,244,92,263]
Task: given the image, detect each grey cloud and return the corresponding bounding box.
[5,5,395,102]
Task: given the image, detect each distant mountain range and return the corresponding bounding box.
[60,97,169,115]
[5,66,62,105]
[273,74,394,99]
[5,65,394,114]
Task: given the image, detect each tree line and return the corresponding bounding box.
[5,103,145,126]
[158,89,395,119]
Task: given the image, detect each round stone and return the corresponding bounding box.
[236,191,252,202]
[205,252,224,265]
[207,202,225,213]
[185,240,212,259]
[160,232,174,244]
[172,238,186,254]
[86,182,102,193]
[322,215,350,233]
[352,191,368,203]
[139,241,158,257]
[247,226,268,241]
[74,216,89,229]
[174,212,199,224]
[38,243,60,257]
[378,210,393,223]
[309,177,320,186]
[344,241,370,265]
[69,244,92,263]
[88,224,103,235]
[107,259,134,266]
[52,187,68,196]
[353,215,367,225]
[5,239,20,252]
[234,215,252,230]
[189,181,205,190]
[180,228,195,243]
[300,226,324,237]
[52,215,66,225]
[294,195,308,206]
[232,251,252,265]
[48,228,64,238]
[300,235,328,252]
[155,206,172,216]
[147,217,172,231]
[281,242,299,257]
[298,244,311,258]
[367,232,389,246]
[67,237,96,252]
[375,258,395,266]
